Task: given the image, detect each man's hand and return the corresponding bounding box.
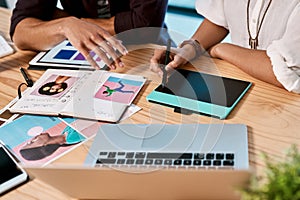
[62,17,127,69]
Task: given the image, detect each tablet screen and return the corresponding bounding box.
[155,69,251,107]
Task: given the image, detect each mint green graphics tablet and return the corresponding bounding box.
[146,69,252,119]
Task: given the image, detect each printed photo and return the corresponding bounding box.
[94,76,144,104]
[0,115,87,166]
[38,40,102,65]
[62,117,107,138]
[31,75,79,98]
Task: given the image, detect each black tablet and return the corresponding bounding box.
[147,69,252,119]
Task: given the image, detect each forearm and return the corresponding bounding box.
[151,19,229,72]
[13,17,74,51]
[12,12,126,69]
[191,19,229,51]
[211,43,283,88]
[81,17,115,35]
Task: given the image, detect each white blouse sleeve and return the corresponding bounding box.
[266,5,300,93]
[195,0,228,29]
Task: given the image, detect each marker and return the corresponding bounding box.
[162,39,171,88]
[20,67,33,87]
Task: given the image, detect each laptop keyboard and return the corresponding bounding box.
[95,152,235,169]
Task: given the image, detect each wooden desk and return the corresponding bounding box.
[1,7,300,200]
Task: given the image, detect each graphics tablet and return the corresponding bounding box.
[146,69,252,119]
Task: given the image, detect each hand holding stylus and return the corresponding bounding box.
[150,39,197,81]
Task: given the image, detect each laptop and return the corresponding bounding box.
[25,123,250,200]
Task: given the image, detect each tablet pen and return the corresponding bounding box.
[20,67,34,87]
[162,39,171,88]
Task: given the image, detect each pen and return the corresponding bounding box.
[20,67,33,87]
[162,38,171,88]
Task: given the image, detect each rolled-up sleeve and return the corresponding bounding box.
[195,0,228,29]
[10,0,57,39]
[266,5,300,93]
[114,0,168,33]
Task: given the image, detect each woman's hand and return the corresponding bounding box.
[150,43,198,78]
[62,17,128,69]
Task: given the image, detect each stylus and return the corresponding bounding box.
[162,39,171,88]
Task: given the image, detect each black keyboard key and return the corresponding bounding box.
[135,152,146,158]
[154,159,163,165]
[164,159,172,165]
[99,152,108,156]
[203,160,211,166]
[206,153,214,159]
[97,158,116,164]
[147,153,192,159]
[135,159,144,165]
[117,152,126,156]
[117,159,125,164]
[193,160,202,166]
[223,160,234,166]
[226,153,234,160]
[126,159,135,165]
[179,153,193,159]
[213,160,222,166]
[145,159,154,165]
[183,160,192,165]
[173,159,182,165]
[108,152,116,158]
[194,153,205,159]
[216,153,224,160]
[126,152,135,158]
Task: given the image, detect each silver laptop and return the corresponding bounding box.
[25,123,250,200]
[85,123,249,169]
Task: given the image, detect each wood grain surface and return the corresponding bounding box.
[1,7,300,200]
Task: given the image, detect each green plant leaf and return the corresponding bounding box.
[241,144,300,200]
